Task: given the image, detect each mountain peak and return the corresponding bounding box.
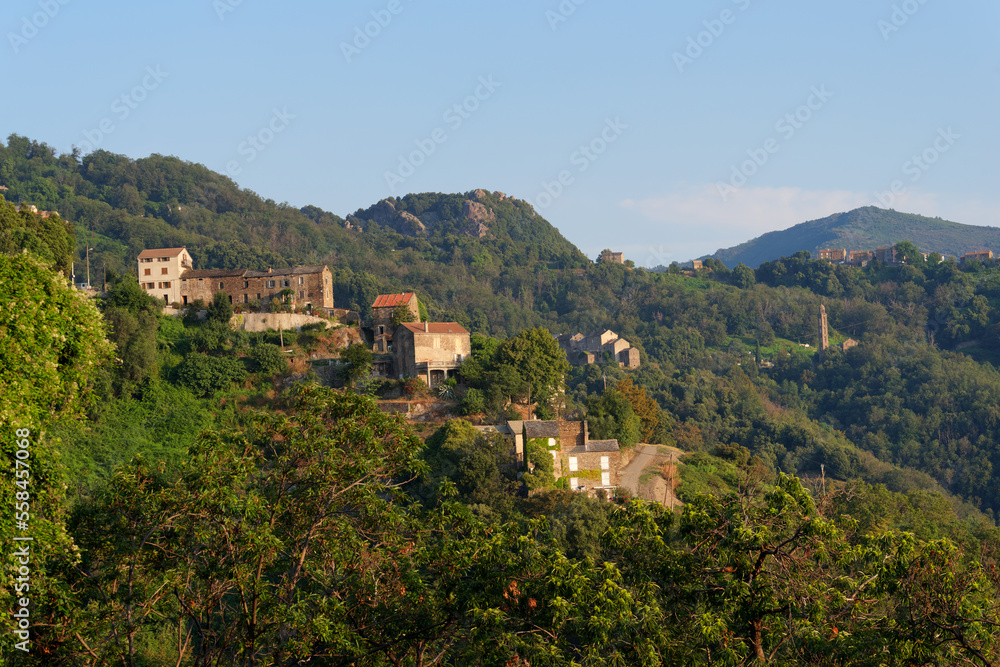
[709,207,1000,268]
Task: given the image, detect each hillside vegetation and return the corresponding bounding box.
[710,206,1000,268]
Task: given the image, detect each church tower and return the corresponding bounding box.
[818,305,829,352]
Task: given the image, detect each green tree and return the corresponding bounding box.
[733,262,756,289]
[340,342,373,387]
[250,342,288,376]
[390,302,416,329]
[206,290,233,325]
[175,352,247,397]
[494,327,570,418]
[0,253,113,658]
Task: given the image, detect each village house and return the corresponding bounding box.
[849,250,873,266]
[961,250,993,264]
[600,251,625,264]
[555,329,641,369]
[371,292,420,353]
[392,321,471,386]
[816,248,847,262]
[137,247,333,310]
[137,247,194,304]
[875,246,897,264]
[515,419,621,494]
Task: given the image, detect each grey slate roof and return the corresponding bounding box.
[523,420,560,439]
[585,439,620,452]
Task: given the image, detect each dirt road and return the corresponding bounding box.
[619,444,684,509]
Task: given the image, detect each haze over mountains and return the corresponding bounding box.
[707,207,1000,268]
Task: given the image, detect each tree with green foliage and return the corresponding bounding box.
[586,389,642,447]
[103,276,160,316]
[733,262,756,289]
[175,352,247,397]
[522,441,556,491]
[390,302,416,329]
[0,253,113,658]
[250,342,288,376]
[206,290,233,325]
[340,342,373,388]
[494,326,570,418]
[64,386,433,666]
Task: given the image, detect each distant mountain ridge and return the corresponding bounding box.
[709,207,1000,268]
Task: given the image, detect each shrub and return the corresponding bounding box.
[251,343,289,376]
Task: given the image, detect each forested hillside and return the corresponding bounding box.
[710,206,1000,268]
[5,133,1000,663]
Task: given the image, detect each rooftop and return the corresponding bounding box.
[585,440,620,452]
[399,322,469,335]
[138,247,188,259]
[523,420,560,439]
[372,292,416,308]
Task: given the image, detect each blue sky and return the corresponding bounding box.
[3,0,998,265]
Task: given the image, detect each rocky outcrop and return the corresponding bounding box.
[462,199,495,238]
[363,199,427,236]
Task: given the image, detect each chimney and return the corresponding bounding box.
[267,267,272,273]
[423,321,429,332]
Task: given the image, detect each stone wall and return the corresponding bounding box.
[232,313,330,333]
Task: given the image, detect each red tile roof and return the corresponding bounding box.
[138,247,188,259]
[372,292,415,308]
[400,322,469,335]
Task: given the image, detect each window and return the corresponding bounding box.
[298,277,304,285]
[144,268,151,276]
[243,294,248,303]
[568,457,578,472]
[243,281,249,289]
[282,279,290,288]
[163,281,171,288]
[377,325,385,335]
[601,456,610,470]
[219,282,224,289]
[266,280,275,288]
[299,290,305,298]
[548,437,556,448]
[161,268,168,275]
[159,257,169,262]
[256,293,261,300]
[601,472,611,486]
[570,477,579,490]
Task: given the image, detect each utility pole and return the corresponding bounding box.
[85,246,93,288]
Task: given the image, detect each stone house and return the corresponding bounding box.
[849,250,873,266]
[392,321,471,386]
[961,251,993,264]
[817,248,847,262]
[371,292,420,353]
[555,329,641,369]
[138,247,333,309]
[600,251,624,264]
[519,419,620,494]
[179,265,333,310]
